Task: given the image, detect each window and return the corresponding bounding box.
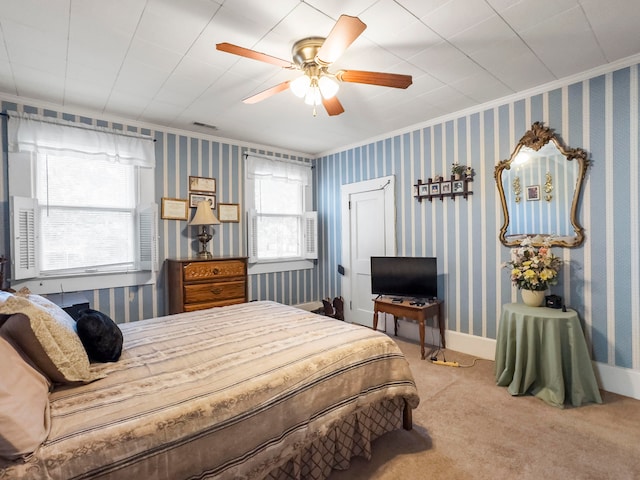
[245,154,316,274]
[7,114,157,293]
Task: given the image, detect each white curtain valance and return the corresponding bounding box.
[246,154,311,185]
[7,114,155,168]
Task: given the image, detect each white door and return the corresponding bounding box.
[340,176,395,328]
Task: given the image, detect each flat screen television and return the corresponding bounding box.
[370,256,438,300]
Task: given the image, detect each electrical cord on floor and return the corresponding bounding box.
[457,358,481,368]
[426,322,482,368]
[429,350,483,368]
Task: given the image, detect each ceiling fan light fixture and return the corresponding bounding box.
[290,75,310,98]
[318,75,339,99]
[304,85,322,106]
[217,14,412,117]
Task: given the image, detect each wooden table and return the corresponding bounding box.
[373,297,444,359]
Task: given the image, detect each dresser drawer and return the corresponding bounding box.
[183,297,246,312]
[183,260,246,281]
[184,280,246,305]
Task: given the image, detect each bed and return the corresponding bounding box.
[0,297,420,480]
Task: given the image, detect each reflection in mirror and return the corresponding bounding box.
[495,122,590,248]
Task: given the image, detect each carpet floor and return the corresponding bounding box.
[328,336,640,480]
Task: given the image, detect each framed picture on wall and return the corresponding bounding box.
[441,181,451,194]
[526,185,540,201]
[161,198,189,220]
[452,180,464,193]
[189,176,216,193]
[218,203,240,222]
[430,183,440,196]
[419,184,430,196]
[189,193,216,209]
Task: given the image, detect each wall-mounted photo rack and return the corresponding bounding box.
[414,175,473,202]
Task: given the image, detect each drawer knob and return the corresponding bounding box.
[211,288,222,295]
[213,268,220,274]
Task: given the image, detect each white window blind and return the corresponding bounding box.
[7,114,155,166]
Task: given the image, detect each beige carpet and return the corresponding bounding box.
[329,337,640,480]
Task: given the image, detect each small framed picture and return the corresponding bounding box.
[419,184,430,196]
[526,185,540,201]
[452,180,464,193]
[161,197,189,220]
[189,193,216,209]
[430,183,440,195]
[189,176,216,193]
[218,203,240,223]
[441,181,451,194]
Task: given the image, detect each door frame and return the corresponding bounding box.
[340,175,396,323]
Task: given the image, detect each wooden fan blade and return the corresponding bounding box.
[316,15,366,65]
[322,96,345,116]
[216,43,294,69]
[243,82,291,104]
[336,70,413,89]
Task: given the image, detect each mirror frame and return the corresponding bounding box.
[494,122,590,248]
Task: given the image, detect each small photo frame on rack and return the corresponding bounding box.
[218,203,240,223]
[189,176,216,193]
[526,185,540,201]
[441,181,452,194]
[189,193,216,209]
[161,198,189,220]
[430,183,440,195]
[452,180,464,193]
[419,184,430,196]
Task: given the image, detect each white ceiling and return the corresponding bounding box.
[1,0,639,157]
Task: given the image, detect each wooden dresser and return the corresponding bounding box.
[166,257,248,314]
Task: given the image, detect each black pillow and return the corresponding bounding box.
[76,309,123,363]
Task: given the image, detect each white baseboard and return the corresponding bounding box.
[593,361,640,400]
[388,320,640,402]
[445,330,496,360]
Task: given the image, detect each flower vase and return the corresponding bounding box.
[521,289,545,307]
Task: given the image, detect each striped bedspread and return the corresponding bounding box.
[1,301,420,480]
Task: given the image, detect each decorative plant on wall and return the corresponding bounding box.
[451,163,466,178]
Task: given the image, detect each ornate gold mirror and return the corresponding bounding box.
[494,122,590,248]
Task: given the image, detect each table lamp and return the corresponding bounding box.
[189,201,220,258]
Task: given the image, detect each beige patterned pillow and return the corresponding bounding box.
[0,295,102,384]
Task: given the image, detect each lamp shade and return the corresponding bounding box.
[189,201,220,226]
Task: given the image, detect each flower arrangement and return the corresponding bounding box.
[505,237,563,291]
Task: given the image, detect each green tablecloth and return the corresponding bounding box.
[495,303,602,407]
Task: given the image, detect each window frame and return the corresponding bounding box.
[8,152,157,295]
[244,154,317,275]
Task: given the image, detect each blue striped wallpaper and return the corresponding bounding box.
[1,61,638,373]
[316,63,640,371]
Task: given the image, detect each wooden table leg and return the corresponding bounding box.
[437,303,446,349]
[394,316,398,336]
[419,319,425,359]
[373,310,378,330]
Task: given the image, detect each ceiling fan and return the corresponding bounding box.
[216,14,412,116]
